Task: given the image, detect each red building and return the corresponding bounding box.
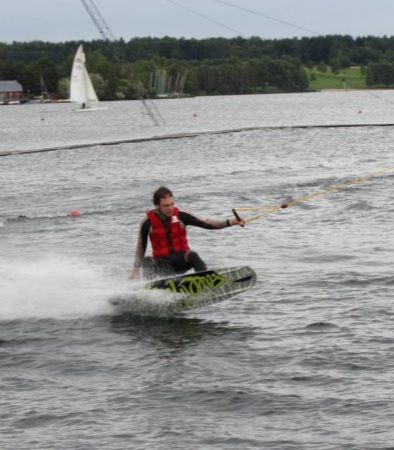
[0,80,23,104]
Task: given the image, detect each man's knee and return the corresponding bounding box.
[186,250,207,272]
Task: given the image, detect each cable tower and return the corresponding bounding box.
[79,0,165,125]
[80,0,116,41]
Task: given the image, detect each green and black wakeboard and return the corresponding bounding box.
[109,266,256,315]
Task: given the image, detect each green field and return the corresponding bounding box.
[304,66,367,91]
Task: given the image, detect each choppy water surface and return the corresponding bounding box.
[1,92,394,449]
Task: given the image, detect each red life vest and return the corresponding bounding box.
[147,207,189,259]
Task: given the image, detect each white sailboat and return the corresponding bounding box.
[70,45,106,111]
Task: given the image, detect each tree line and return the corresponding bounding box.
[1,35,394,100]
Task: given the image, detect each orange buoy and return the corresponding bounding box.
[70,209,81,217]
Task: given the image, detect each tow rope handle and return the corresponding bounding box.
[232,209,244,227]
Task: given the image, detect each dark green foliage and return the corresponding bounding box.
[2,35,394,99]
[366,62,394,87]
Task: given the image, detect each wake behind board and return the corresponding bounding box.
[109,266,256,316]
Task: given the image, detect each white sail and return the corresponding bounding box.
[70,45,100,109]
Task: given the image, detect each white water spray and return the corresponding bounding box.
[0,255,127,320]
[0,255,180,321]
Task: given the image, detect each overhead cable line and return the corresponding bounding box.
[212,0,321,36]
[166,0,245,37]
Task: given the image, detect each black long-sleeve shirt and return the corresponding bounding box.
[133,210,232,267]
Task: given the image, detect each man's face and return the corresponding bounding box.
[157,195,175,217]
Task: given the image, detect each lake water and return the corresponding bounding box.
[1,91,394,449]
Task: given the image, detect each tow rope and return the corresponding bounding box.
[232,165,394,224]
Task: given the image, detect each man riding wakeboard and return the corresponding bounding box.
[129,186,245,280]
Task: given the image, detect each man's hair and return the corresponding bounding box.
[153,186,173,205]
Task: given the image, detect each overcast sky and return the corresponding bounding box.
[1,0,394,43]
